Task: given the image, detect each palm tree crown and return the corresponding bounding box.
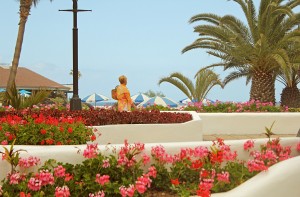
[183,0,300,103]
[158,69,223,102]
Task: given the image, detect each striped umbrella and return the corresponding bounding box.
[179,98,214,105]
[138,96,179,108]
[82,93,109,106]
[131,93,150,104]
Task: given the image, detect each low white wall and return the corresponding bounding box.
[211,156,300,197]
[93,111,203,144]
[199,113,300,135]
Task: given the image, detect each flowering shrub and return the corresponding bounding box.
[0,108,193,126]
[183,100,290,112]
[0,138,299,196]
[0,114,95,145]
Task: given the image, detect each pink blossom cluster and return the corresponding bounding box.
[89,191,105,197]
[8,172,25,185]
[55,185,70,197]
[297,142,300,152]
[18,156,41,168]
[118,140,146,167]
[246,138,292,172]
[83,143,99,158]
[54,165,66,177]
[151,145,174,163]
[119,185,135,197]
[95,174,110,185]
[244,140,255,150]
[135,175,151,194]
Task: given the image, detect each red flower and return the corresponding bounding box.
[40,129,47,135]
[90,135,96,141]
[171,178,180,186]
[19,192,31,197]
[191,160,203,169]
[59,126,64,132]
[56,141,62,145]
[40,140,45,145]
[46,139,54,145]
[67,127,73,134]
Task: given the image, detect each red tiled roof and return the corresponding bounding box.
[0,66,70,91]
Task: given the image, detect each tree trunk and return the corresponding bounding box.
[6,0,33,95]
[280,86,300,108]
[250,70,275,103]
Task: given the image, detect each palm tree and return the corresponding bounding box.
[158,69,223,102]
[183,0,300,103]
[6,0,53,96]
[278,41,300,107]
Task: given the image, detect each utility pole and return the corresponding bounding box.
[59,0,91,110]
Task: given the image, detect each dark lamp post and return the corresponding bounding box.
[59,0,91,111]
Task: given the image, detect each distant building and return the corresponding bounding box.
[0,65,70,92]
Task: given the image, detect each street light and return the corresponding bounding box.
[59,0,91,110]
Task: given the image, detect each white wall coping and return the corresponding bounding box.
[92,111,203,144]
[199,112,300,135]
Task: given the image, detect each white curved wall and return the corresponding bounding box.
[211,156,300,197]
[93,111,203,144]
[199,113,300,135]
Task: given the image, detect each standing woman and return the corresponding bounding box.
[116,75,134,112]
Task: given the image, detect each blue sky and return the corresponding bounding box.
[0,0,290,102]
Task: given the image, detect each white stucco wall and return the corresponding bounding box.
[92,111,203,144]
[199,113,300,135]
[211,155,300,197]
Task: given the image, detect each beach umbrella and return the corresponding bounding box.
[138,96,179,108]
[82,93,109,106]
[179,98,214,105]
[131,93,150,104]
[19,89,31,94]
[19,90,31,97]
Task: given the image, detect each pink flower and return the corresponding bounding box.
[193,146,209,158]
[9,172,21,184]
[54,165,66,177]
[55,186,70,197]
[88,191,105,197]
[247,159,268,172]
[244,140,254,151]
[102,159,110,168]
[28,177,42,191]
[1,140,8,145]
[296,142,300,152]
[217,171,230,183]
[38,169,55,186]
[142,154,150,165]
[0,185,2,196]
[135,181,147,194]
[95,174,110,185]
[83,143,98,158]
[147,166,157,178]
[135,175,151,194]
[126,185,135,197]
[119,186,127,197]
[18,156,40,168]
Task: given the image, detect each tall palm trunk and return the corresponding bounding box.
[6,0,33,95]
[280,85,300,108]
[250,70,275,103]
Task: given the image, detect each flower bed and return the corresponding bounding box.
[0,138,299,196]
[0,109,195,145]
